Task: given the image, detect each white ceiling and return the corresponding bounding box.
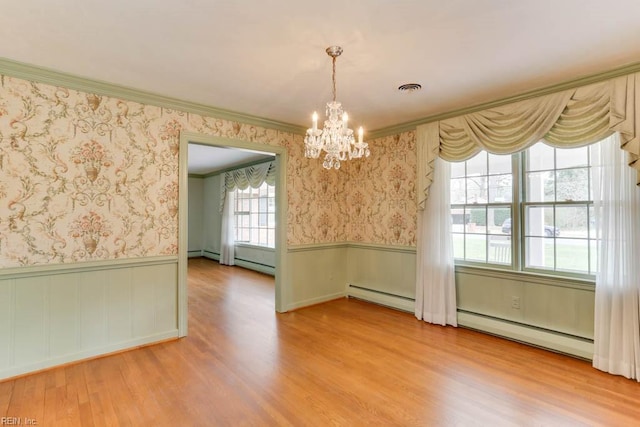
[2,0,640,135]
[188,144,273,175]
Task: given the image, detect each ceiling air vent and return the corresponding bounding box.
[398,83,422,92]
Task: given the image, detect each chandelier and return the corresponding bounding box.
[304,46,370,170]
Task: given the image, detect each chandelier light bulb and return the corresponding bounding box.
[304,46,370,170]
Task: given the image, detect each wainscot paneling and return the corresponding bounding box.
[341,243,595,359]
[287,244,349,311]
[345,243,416,312]
[456,266,595,359]
[0,256,178,380]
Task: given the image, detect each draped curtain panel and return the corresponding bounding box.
[417,72,640,210]
[219,160,276,212]
[415,71,640,377]
[591,134,640,381]
[415,157,457,326]
[219,187,235,266]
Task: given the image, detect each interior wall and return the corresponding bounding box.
[0,72,332,379]
[188,176,204,255]
[202,174,222,257]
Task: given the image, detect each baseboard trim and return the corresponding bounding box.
[0,330,179,381]
[286,292,346,311]
[457,311,593,360]
[347,285,414,313]
[234,259,275,276]
[188,250,203,258]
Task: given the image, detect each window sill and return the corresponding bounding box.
[454,264,595,291]
[234,243,275,251]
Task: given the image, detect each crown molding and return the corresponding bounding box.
[0,57,307,135]
[368,60,640,140]
[4,56,640,141]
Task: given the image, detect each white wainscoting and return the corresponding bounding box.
[0,256,179,380]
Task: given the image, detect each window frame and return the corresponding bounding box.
[233,181,276,248]
[452,143,597,281]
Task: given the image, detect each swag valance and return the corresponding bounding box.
[417,72,640,209]
[219,160,276,212]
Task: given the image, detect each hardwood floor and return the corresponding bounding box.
[2,257,639,426]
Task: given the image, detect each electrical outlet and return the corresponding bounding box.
[511,296,521,309]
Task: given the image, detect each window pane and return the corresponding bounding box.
[488,235,511,264]
[527,143,554,171]
[556,205,587,238]
[488,207,510,235]
[453,234,464,259]
[526,171,554,202]
[466,152,487,176]
[450,161,466,178]
[556,168,589,202]
[466,176,488,204]
[488,174,512,202]
[488,153,511,175]
[525,206,554,237]
[556,238,589,273]
[465,234,486,262]
[556,146,589,169]
[467,207,486,234]
[526,237,554,270]
[451,178,466,204]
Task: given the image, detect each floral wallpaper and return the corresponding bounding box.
[344,131,417,246]
[0,74,416,268]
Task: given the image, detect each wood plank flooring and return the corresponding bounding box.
[2,257,640,426]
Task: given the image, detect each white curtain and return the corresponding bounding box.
[415,157,457,326]
[592,133,640,380]
[218,160,275,266]
[220,188,235,266]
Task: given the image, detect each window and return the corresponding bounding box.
[451,141,598,277]
[234,181,276,248]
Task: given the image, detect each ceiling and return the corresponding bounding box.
[188,144,273,175]
[2,1,640,135]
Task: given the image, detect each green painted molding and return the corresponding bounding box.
[4,56,640,141]
[0,57,306,136]
[287,242,350,252]
[369,60,640,139]
[288,241,415,253]
[0,255,178,280]
[188,173,206,179]
[347,242,416,254]
[455,265,594,291]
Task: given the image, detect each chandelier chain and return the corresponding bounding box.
[332,56,337,102]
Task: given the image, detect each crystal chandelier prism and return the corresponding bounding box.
[304,46,370,170]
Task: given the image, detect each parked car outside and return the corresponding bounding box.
[501,218,560,237]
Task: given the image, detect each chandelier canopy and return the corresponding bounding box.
[304,46,370,170]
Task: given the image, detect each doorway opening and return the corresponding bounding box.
[177,132,289,337]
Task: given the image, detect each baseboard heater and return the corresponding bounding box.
[457,310,594,360]
[202,251,275,276]
[347,284,415,313]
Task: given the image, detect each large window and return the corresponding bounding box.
[451,141,597,277]
[234,182,275,248]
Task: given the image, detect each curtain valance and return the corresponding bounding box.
[219,160,276,212]
[417,72,640,210]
